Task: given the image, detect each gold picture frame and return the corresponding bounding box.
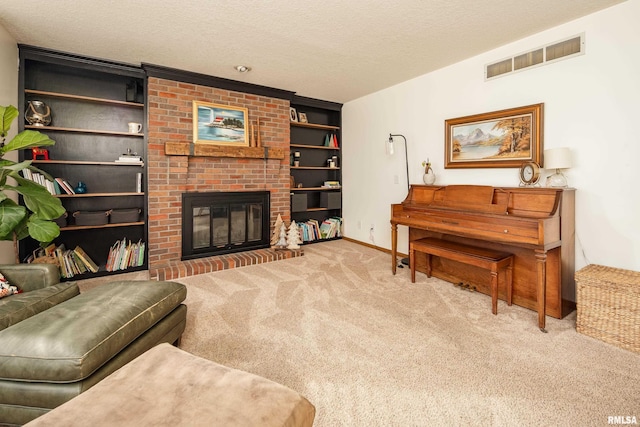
[445,103,543,169]
[193,101,249,146]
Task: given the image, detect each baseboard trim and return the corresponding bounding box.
[341,237,407,259]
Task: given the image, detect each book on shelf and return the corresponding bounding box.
[319,217,342,239]
[296,219,322,243]
[54,177,75,194]
[74,246,100,273]
[322,181,341,188]
[115,155,143,164]
[21,169,58,195]
[35,243,98,278]
[106,238,145,272]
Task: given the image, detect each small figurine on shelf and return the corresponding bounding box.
[74,181,87,194]
[286,220,302,249]
[274,222,288,249]
[31,147,49,160]
[271,214,284,247]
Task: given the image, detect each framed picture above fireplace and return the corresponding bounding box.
[193,101,249,146]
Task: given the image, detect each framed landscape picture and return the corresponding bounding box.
[193,101,249,146]
[444,103,543,169]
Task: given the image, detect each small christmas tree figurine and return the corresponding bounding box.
[271,214,284,247]
[286,220,302,249]
[274,222,288,249]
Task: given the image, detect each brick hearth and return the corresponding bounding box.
[150,247,303,281]
[146,77,293,280]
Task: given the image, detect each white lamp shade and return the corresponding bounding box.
[544,147,572,169]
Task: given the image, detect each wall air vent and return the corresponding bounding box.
[485,33,585,81]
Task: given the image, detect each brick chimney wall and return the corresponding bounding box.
[146,77,292,278]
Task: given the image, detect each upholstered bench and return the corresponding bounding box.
[410,237,514,315]
[25,343,316,427]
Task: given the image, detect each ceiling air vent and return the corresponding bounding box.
[485,33,585,81]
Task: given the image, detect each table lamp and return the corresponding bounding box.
[544,147,572,188]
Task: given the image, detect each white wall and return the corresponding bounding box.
[342,1,640,272]
[0,24,18,264]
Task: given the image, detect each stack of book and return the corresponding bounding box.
[115,155,143,165]
[106,238,145,271]
[29,244,99,278]
[322,181,341,188]
[21,169,56,195]
[297,219,321,243]
[319,217,342,239]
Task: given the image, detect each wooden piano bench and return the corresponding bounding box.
[410,237,514,315]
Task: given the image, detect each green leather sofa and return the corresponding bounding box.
[0,264,187,426]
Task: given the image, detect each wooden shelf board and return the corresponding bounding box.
[291,166,340,170]
[25,89,144,108]
[290,187,341,191]
[32,160,144,166]
[56,192,144,198]
[25,125,144,137]
[60,221,144,231]
[290,144,340,151]
[291,122,340,131]
[165,142,284,159]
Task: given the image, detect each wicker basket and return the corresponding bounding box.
[575,264,640,353]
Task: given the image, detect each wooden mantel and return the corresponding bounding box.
[164,142,285,159]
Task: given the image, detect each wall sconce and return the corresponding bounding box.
[387,133,409,193]
[544,147,572,188]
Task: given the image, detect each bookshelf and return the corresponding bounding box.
[289,96,343,243]
[18,45,147,280]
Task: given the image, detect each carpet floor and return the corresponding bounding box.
[174,240,639,426]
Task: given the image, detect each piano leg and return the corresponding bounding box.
[391,223,398,275]
[535,249,548,333]
[491,270,498,315]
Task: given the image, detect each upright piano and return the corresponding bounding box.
[391,185,575,330]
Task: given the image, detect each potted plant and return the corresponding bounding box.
[0,105,65,263]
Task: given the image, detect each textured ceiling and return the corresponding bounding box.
[0,0,625,103]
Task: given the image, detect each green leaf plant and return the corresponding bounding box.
[0,105,65,263]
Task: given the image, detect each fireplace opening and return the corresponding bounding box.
[182,191,270,260]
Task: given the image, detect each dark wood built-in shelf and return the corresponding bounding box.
[32,160,144,167]
[60,221,145,231]
[290,144,339,151]
[291,122,340,131]
[56,192,144,198]
[291,166,340,170]
[306,207,333,212]
[19,45,148,279]
[289,97,342,244]
[290,187,341,191]
[25,89,144,108]
[25,125,144,137]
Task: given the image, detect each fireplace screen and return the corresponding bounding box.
[183,191,270,260]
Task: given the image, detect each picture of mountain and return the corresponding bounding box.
[450,115,532,162]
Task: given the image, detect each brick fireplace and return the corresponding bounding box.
[145,72,300,280]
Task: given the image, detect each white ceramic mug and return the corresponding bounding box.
[128,122,142,133]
